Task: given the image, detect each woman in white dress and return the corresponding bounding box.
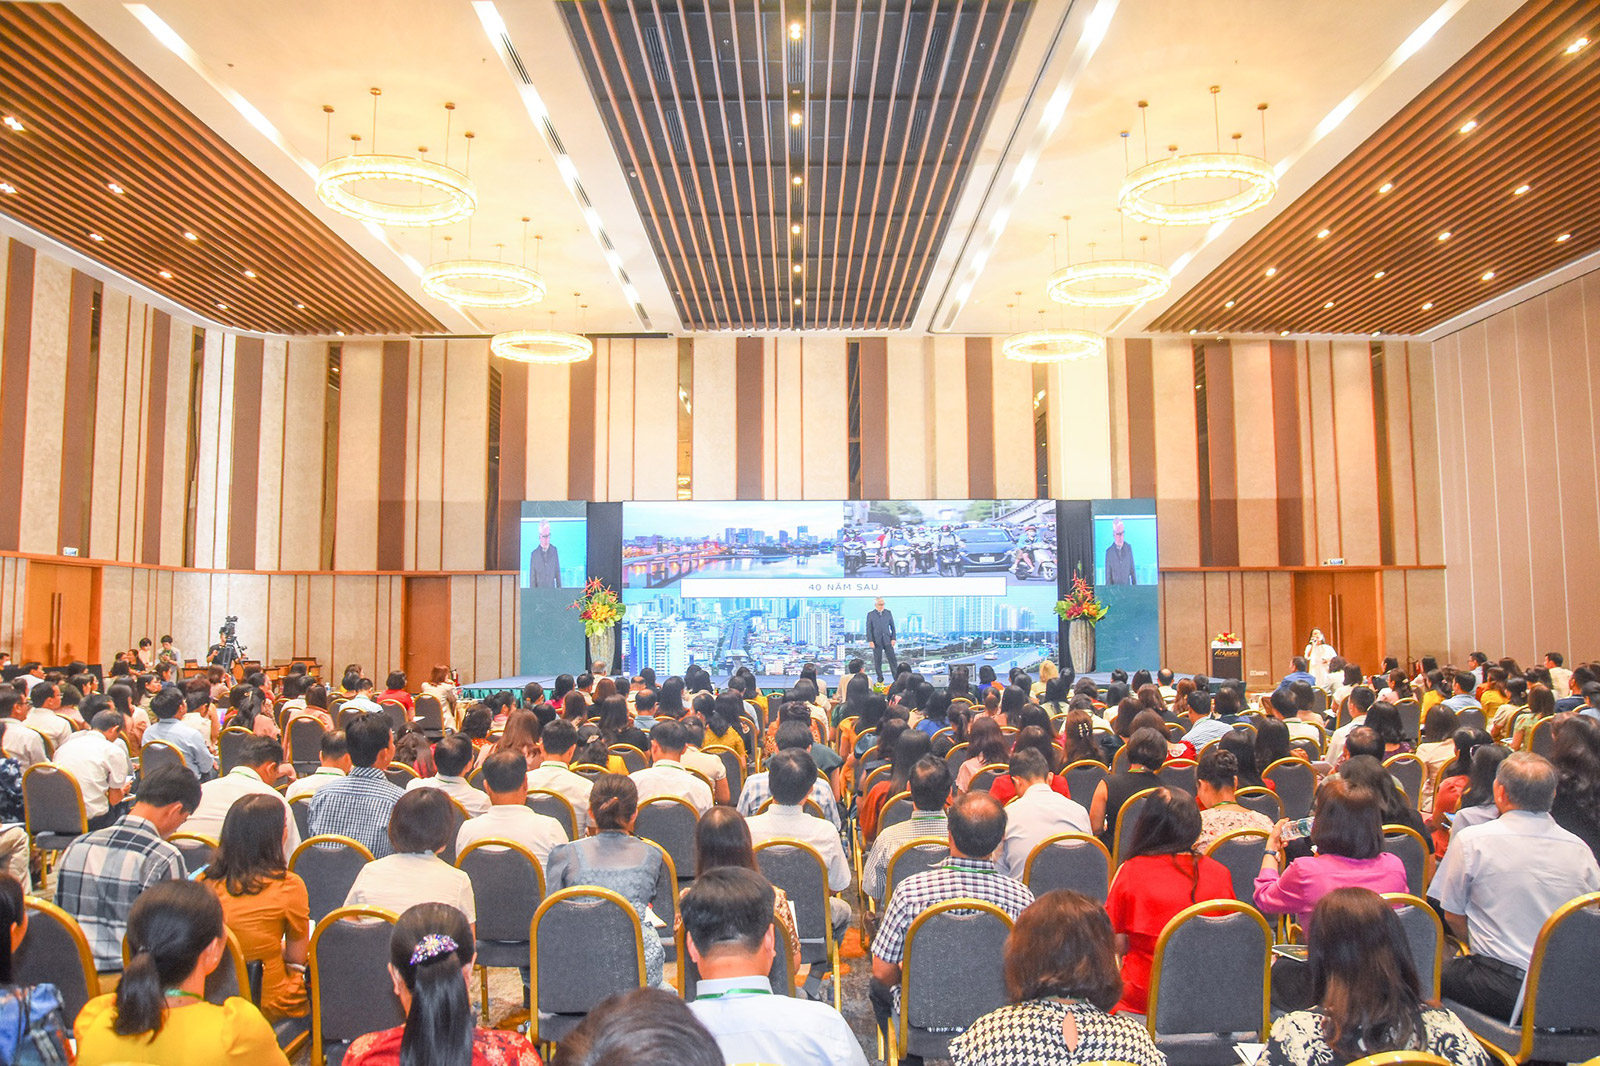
[1304,629,1337,687]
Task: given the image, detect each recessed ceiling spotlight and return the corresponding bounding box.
[792,264,802,274]
[1323,301,1335,309]
[1566,36,1589,54]
[216,303,228,311]
[1513,184,1531,195]
[106,182,124,194]
[1421,302,1434,310]
[1316,228,1331,239]
[1371,330,1381,336]
[182,231,198,241]
[1556,232,1572,242]
[788,21,803,39]
[793,298,802,306]
[1373,270,1387,279]
[1,116,23,132]
[1378,181,1394,194]
[1437,231,1452,241]
[0,182,15,195]
[294,302,307,310]
[1188,329,1198,335]
[792,175,803,186]
[1279,330,1290,336]
[89,232,104,242]
[791,224,801,235]
[157,270,173,279]
[1481,270,1496,281]
[1264,266,1277,277]
[1223,300,1235,308]
[242,269,257,279]
[335,330,346,337]
[790,112,802,127]
[1458,119,1478,134]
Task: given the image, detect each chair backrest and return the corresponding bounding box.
[1112,788,1159,867]
[1111,744,1131,773]
[1342,1055,1453,1066]
[879,791,914,833]
[1234,786,1284,822]
[465,765,489,794]
[383,762,418,788]
[703,745,745,798]
[438,799,469,865]
[1382,825,1432,896]
[22,764,87,837]
[1262,758,1316,819]
[532,887,646,1028]
[139,740,187,776]
[863,763,891,792]
[218,726,255,774]
[884,838,951,902]
[1164,721,1187,741]
[1517,890,1600,1061]
[168,832,219,877]
[1288,738,1323,764]
[943,742,969,782]
[1311,687,1329,714]
[1147,900,1271,1042]
[15,897,99,1022]
[414,694,445,734]
[1384,754,1426,811]
[967,763,1007,793]
[206,927,252,1005]
[1529,716,1556,757]
[527,789,577,839]
[1062,760,1109,808]
[287,717,327,770]
[289,795,313,840]
[291,835,375,923]
[753,839,834,950]
[1157,760,1197,796]
[571,763,607,780]
[610,744,648,773]
[1394,699,1422,743]
[1455,708,1488,733]
[377,700,408,734]
[899,899,1014,1041]
[1023,833,1111,903]
[310,906,403,1058]
[1383,892,1443,1000]
[677,908,798,999]
[457,839,545,944]
[634,797,699,884]
[1203,829,1270,902]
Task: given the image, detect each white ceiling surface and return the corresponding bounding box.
[70,0,669,336]
[940,0,1527,337]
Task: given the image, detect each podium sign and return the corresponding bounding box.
[1210,642,1243,681]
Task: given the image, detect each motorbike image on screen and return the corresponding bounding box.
[1013,543,1057,581]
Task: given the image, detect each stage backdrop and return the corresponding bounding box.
[516,501,588,676]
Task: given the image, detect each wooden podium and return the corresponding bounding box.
[1210,642,1243,682]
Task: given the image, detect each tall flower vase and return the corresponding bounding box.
[1067,620,1097,673]
[587,627,616,675]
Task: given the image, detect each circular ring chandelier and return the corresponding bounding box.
[1002,329,1105,364]
[1047,259,1172,307]
[1118,151,1277,226]
[422,259,546,308]
[315,154,478,227]
[490,329,593,365]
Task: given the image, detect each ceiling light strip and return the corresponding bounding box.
[786,0,811,328]
[825,0,867,329]
[757,0,798,327]
[473,1,653,329]
[840,1,893,328]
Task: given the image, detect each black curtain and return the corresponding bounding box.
[586,503,624,667]
[1055,501,1092,672]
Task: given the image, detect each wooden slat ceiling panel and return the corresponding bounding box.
[561,0,1031,331]
[0,3,443,335]
[1151,0,1599,336]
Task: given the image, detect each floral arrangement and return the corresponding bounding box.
[569,578,623,638]
[1213,631,1241,645]
[1054,575,1109,626]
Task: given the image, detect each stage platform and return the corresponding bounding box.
[460,670,1178,700]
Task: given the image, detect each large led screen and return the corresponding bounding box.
[517,502,589,676]
[620,500,1060,679]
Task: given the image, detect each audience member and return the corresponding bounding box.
[746,750,852,942]
[869,792,1034,1062]
[998,746,1091,879]
[72,880,288,1065]
[285,729,351,801]
[526,718,595,835]
[676,714,731,805]
[1426,728,1492,857]
[737,725,843,829]
[24,681,74,750]
[554,987,721,1066]
[1336,754,1428,840]
[629,719,713,814]
[546,774,675,988]
[307,713,404,857]
[344,902,540,1066]
[1435,752,1600,1020]
[1444,671,1483,714]
[1180,690,1230,748]
[202,795,310,1020]
[143,687,216,779]
[455,751,568,870]
[1265,888,1489,1066]
[690,807,800,975]
[950,890,1164,1066]
[0,689,46,768]
[344,788,477,926]
[55,766,200,972]
[862,755,951,902]
[1089,725,1164,845]
[180,735,300,861]
[1194,747,1273,850]
[682,867,867,1066]
[1548,714,1600,858]
[1323,686,1375,766]
[1106,787,1234,1013]
[53,706,134,828]
[407,734,490,817]
[860,728,932,839]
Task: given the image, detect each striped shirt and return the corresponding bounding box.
[862,810,949,902]
[735,772,842,829]
[54,815,185,970]
[873,856,1034,965]
[307,766,403,857]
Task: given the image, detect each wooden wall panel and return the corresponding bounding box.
[1049,350,1113,499]
[411,340,445,571]
[603,339,635,502]
[1555,277,1600,659]
[992,343,1034,499]
[333,341,382,571]
[691,336,738,500]
[927,336,968,499]
[1106,339,1131,497]
[277,340,326,571]
[158,322,194,568]
[525,361,571,501]
[800,338,848,499]
[1330,341,1381,565]
[19,253,70,554]
[1151,337,1200,567]
[633,338,678,500]
[885,336,929,499]
[441,340,487,568]
[1382,344,1418,566]
[1230,340,1279,565]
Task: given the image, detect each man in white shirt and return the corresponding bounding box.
[456,751,568,870]
[179,735,301,861]
[629,720,713,815]
[1270,686,1325,747]
[1435,752,1600,1021]
[684,867,868,1066]
[24,682,74,751]
[745,750,852,938]
[678,714,730,805]
[525,719,594,833]
[1179,691,1230,749]
[16,663,43,696]
[341,678,382,715]
[1544,652,1572,697]
[998,747,1091,879]
[0,690,46,769]
[52,705,134,829]
[1325,686,1375,766]
[285,730,351,802]
[405,734,490,817]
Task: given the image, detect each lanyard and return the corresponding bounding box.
[696,987,772,1000]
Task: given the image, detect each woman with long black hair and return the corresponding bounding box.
[74,880,289,1065]
[345,903,540,1066]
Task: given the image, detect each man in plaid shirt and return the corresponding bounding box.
[54,766,201,972]
[861,755,951,903]
[869,791,1034,1063]
[308,712,403,857]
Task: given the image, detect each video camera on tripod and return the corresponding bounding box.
[210,614,248,668]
